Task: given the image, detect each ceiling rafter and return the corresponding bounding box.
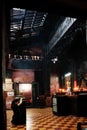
[10,8,48,41]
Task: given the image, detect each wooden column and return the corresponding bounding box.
[1,1,10,129]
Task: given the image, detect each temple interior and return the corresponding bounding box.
[1,1,87,130]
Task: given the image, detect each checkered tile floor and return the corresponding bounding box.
[7,107,87,130]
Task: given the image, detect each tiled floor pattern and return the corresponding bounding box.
[7,107,87,130]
